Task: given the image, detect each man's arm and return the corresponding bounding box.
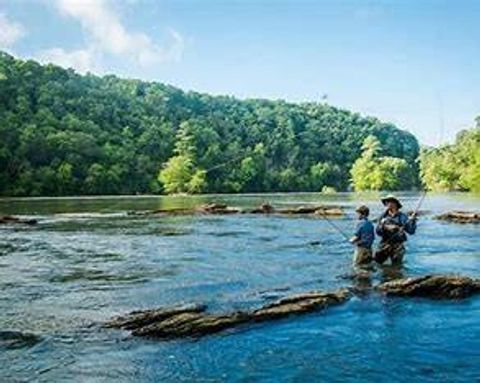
[403,213,417,234]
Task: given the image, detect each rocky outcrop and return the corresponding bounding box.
[107,274,480,341]
[0,215,37,225]
[436,211,480,224]
[128,203,344,217]
[196,203,241,214]
[376,275,480,299]
[106,289,350,339]
[127,208,193,216]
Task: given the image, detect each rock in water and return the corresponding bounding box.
[252,291,349,321]
[249,203,275,214]
[196,203,241,214]
[0,330,41,350]
[0,215,38,225]
[127,203,343,217]
[436,211,480,224]
[105,304,207,330]
[106,289,350,340]
[376,275,480,299]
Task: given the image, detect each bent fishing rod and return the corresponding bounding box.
[310,210,351,245]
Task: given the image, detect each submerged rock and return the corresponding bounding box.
[0,215,37,225]
[376,275,480,299]
[106,289,350,340]
[0,330,41,350]
[436,211,480,224]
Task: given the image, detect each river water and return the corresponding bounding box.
[1,192,479,382]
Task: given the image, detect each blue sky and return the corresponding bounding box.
[1,0,479,146]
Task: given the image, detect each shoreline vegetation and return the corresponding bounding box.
[0,52,479,197]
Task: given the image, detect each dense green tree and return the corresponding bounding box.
[350,135,413,191]
[158,124,206,194]
[0,51,421,196]
[420,124,480,192]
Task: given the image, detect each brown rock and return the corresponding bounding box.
[277,205,344,216]
[314,207,344,217]
[106,289,350,340]
[376,275,480,299]
[436,211,480,224]
[249,203,275,214]
[105,304,206,330]
[252,290,349,321]
[196,203,241,214]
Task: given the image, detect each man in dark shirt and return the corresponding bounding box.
[350,205,375,266]
[375,195,417,265]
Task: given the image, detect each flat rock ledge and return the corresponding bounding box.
[0,215,38,225]
[128,203,344,217]
[376,275,480,299]
[106,289,350,339]
[436,211,480,224]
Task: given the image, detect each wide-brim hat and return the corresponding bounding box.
[381,194,402,209]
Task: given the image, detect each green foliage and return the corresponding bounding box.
[159,155,194,194]
[350,135,414,191]
[158,124,206,194]
[321,186,337,194]
[309,162,341,191]
[0,52,420,195]
[420,125,480,192]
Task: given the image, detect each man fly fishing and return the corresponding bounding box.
[374,194,417,265]
[349,205,374,267]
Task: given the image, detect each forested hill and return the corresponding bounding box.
[0,52,420,196]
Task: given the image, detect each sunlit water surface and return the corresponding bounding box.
[1,192,479,382]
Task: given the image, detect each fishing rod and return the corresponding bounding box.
[411,189,427,217]
[310,210,351,245]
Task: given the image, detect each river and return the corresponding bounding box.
[1,192,479,382]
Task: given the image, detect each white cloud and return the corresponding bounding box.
[37,47,98,74]
[0,12,26,49]
[50,0,184,68]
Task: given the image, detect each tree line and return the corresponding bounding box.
[420,120,480,193]
[0,51,439,196]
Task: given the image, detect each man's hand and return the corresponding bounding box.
[349,236,358,244]
[383,224,400,232]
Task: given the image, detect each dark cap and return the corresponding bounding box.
[355,205,369,216]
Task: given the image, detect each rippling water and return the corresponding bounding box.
[1,192,479,382]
